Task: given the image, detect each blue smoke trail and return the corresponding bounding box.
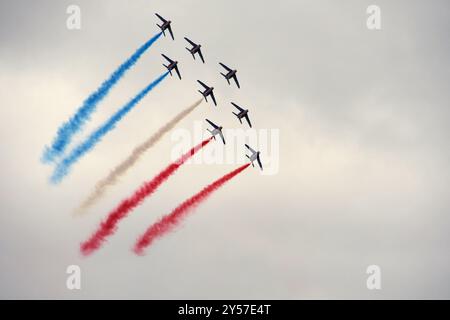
[50,71,169,184]
[42,32,163,164]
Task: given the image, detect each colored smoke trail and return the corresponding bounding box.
[50,71,169,184]
[80,137,212,256]
[133,163,251,255]
[42,32,162,163]
[76,99,203,214]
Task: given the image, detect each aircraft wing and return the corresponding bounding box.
[231,102,244,112]
[244,114,252,128]
[184,37,196,46]
[161,54,173,63]
[257,154,263,170]
[168,25,174,40]
[232,75,240,89]
[174,65,181,79]
[219,131,226,145]
[210,91,217,106]
[219,62,232,72]
[198,49,205,63]
[155,13,167,23]
[206,119,218,129]
[245,144,257,154]
[197,80,209,89]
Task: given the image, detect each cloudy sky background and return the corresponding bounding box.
[0,0,449,299]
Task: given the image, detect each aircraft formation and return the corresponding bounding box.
[156,13,262,170]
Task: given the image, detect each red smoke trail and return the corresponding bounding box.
[80,137,212,256]
[133,163,251,255]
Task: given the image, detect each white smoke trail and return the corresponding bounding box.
[76,99,203,214]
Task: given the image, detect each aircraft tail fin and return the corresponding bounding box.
[232,112,238,117]
[198,91,207,102]
[163,64,172,75]
[207,129,215,139]
[246,156,254,167]
[157,25,165,36]
[220,72,227,78]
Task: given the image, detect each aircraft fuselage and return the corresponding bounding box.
[237,109,248,118]
[211,128,222,137]
[250,152,259,162]
[161,21,171,31]
[225,70,237,79]
[203,88,213,97]
[167,61,177,71]
[190,44,201,54]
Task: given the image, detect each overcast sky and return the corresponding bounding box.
[0,0,449,299]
